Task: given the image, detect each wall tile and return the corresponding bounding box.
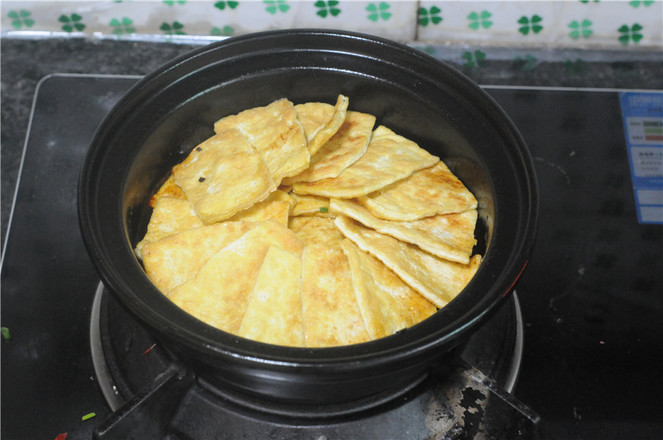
[2,0,661,51]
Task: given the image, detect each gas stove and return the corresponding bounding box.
[2,74,662,440]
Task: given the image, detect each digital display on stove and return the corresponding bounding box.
[619,91,663,224]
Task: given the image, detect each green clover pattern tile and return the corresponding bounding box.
[629,1,655,7]
[264,0,290,15]
[569,19,593,39]
[8,9,35,30]
[618,23,644,45]
[367,2,392,22]
[468,10,492,30]
[211,25,235,36]
[2,0,661,56]
[315,1,341,18]
[214,1,239,11]
[59,14,85,33]
[518,15,544,36]
[418,6,442,27]
[109,17,136,35]
[461,50,487,70]
[161,21,186,35]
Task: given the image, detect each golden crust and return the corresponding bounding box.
[138,96,483,347]
[300,244,370,347]
[214,98,310,184]
[330,198,477,264]
[228,197,291,226]
[149,174,185,207]
[172,130,276,224]
[285,110,375,184]
[288,216,344,247]
[295,94,349,156]
[290,193,332,217]
[135,195,204,259]
[292,125,438,198]
[238,246,305,347]
[166,221,304,333]
[141,221,256,293]
[341,239,436,339]
[356,161,478,221]
[334,216,481,308]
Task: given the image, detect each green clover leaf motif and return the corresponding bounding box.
[8,9,33,29]
[629,1,654,7]
[315,0,341,18]
[110,17,136,35]
[618,23,644,45]
[518,15,543,35]
[468,10,492,30]
[462,50,487,70]
[8,9,35,29]
[59,14,86,33]
[214,1,239,11]
[418,6,442,27]
[367,2,392,22]
[160,21,186,35]
[211,25,235,36]
[163,0,187,5]
[568,19,593,39]
[264,0,290,14]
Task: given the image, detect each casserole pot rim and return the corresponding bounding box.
[78,28,538,372]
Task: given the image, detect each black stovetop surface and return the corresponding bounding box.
[2,75,662,440]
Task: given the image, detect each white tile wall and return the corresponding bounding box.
[2,0,661,51]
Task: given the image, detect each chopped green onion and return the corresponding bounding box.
[1,327,10,340]
[81,412,96,421]
[319,206,329,213]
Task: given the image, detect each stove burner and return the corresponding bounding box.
[90,284,538,439]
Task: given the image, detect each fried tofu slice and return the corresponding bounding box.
[149,174,186,207]
[214,98,310,184]
[166,221,304,333]
[330,198,477,264]
[341,239,437,339]
[141,221,256,293]
[334,216,481,308]
[285,110,375,184]
[227,190,295,226]
[288,216,344,247]
[300,243,370,347]
[290,193,332,217]
[238,246,305,346]
[135,195,204,259]
[172,129,276,224]
[356,161,478,221]
[293,125,438,198]
[295,94,349,156]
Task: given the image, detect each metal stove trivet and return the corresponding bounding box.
[89,281,538,440]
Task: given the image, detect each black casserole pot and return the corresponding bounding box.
[79,29,538,405]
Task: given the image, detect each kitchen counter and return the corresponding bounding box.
[2,37,662,248]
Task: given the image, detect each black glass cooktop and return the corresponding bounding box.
[2,74,662,440]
